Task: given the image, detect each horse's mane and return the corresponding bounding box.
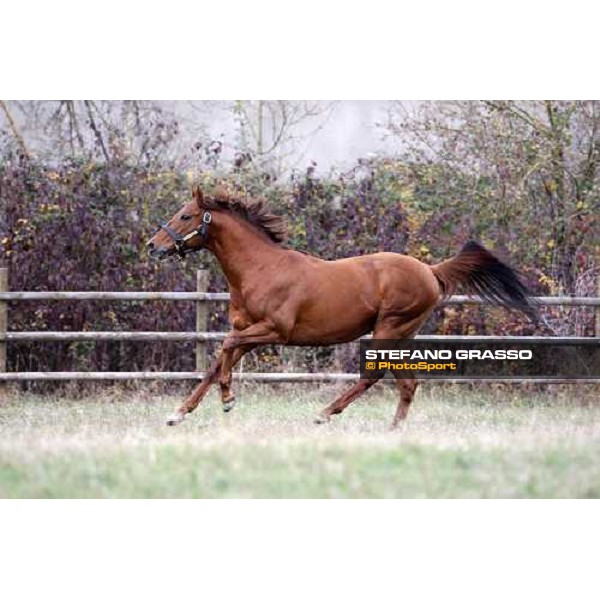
[202,187,288,244]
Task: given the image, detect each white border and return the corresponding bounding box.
[1,501,598,600]
[3,1,599,99]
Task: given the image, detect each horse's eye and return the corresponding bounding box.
[180,214,192,221]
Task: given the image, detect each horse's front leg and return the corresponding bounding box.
[166,352,224,425]
[218,345,255,413]
[222,321,284,351]
[217,321,286,411]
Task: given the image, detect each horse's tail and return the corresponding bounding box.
[431,241,539,322]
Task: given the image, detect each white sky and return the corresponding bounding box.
[4,100,405,174]
[170,100,402,173]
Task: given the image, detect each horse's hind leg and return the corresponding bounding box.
[317,369,419,428]
[378,314,432,428]
[315,313,431,426]
[314,374,383,424]
[391,374,419,429]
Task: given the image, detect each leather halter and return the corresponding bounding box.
[157,211,212,260]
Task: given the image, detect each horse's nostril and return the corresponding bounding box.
[147,241,155,250]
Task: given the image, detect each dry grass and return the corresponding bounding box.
[0,383,599,498]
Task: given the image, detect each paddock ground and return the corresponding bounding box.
[0,383,599,498]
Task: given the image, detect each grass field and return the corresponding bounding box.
[0,383,599,498]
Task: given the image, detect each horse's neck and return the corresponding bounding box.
[209,215,283,290]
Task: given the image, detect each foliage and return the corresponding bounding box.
[385,101,599,293]
[0,157,200,375]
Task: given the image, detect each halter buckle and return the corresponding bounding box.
[199,210,212,236]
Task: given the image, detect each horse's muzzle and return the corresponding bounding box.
[147,241,170,260]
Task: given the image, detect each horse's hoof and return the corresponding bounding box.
[314,413,331,425]
[166,412,186,426]
[222,397,236,413]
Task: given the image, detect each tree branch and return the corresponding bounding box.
[84,100,110,161]
[0,100,30,158]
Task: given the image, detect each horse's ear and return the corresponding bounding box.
[213,185,230,201]
[192,186,204,208]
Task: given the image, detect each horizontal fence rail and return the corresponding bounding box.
[0,372,595,384]
[0,291,229,301]
[0,291,598,306]
[0,267,598,383]
[1,333,596,343]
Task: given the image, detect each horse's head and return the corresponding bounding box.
[147,187,212,260]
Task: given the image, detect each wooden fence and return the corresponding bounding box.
[0,267,598,383]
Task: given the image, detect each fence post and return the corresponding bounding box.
[0,267,7,395]
[596,274,600,338]
[196,269,209,372]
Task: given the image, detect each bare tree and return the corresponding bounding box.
[0,100,30,158]
[231,100,337,177]
[1,101,184,165]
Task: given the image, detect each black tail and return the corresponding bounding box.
[431,241,539,322]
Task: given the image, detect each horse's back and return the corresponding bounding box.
[283,250,440,344]
[289,249,439,302]
[329,252,439,298]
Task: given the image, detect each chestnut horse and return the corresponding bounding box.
[147,186,537,428]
